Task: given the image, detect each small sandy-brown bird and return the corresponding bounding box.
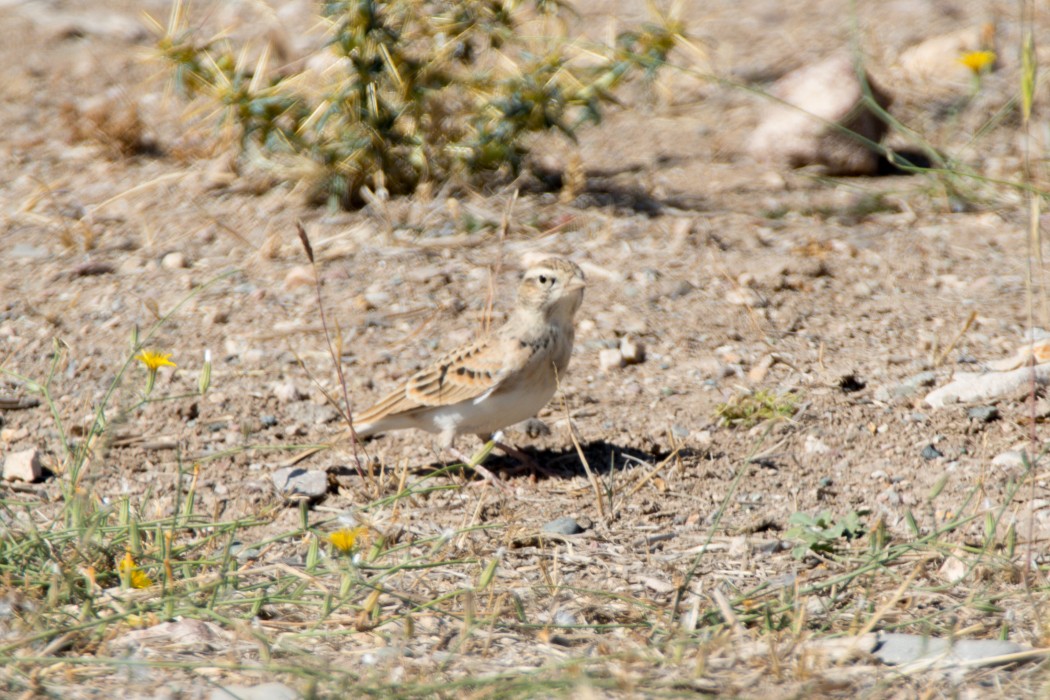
[352,257,586,484]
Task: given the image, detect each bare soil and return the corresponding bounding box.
[3,0,1050,697]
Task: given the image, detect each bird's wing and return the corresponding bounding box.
[354,333,533,428]
[406,333,528,406]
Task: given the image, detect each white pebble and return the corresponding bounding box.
[599,348,626,371]
[161,252,188,270]
[619,336,646,365]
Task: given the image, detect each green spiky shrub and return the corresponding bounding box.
[158,0,682,208]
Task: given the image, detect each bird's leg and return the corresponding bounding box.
[445,434,509,492]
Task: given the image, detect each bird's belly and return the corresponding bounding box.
[415,381,556,437]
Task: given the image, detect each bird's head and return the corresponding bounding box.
[518,258,586,322]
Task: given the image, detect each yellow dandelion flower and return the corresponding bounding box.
[958,50,996,74]
[329,526,368,554]
[118,551,153,589]
[134,350,177,371]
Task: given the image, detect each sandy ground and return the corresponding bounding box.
[3,0,1050,697]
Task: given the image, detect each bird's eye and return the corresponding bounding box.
[537,275,548,285]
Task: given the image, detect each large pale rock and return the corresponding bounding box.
[211,683,301,700]
[748,53,892,175]
[873,632,1025,670]
[925,364,1050,408]
[896,24,997,97]
[3,448,43,482]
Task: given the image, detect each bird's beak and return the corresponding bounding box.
[566,278,587,292]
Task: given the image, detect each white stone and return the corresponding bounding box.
[991,450,1027,471]
[272,381,305,403]
[896,25,995,96]
[725,287,765,307]
[283,265,314,290]
[938,552,968,584]
[599,348,626,371]
[210,683,301,700]
[926,364,1050,408]
[748,53,893,175]
[619,336,646,365]
[161,252,188,270]
[272,467,328,501]
[804,435,830,455]
[3,448,43,482]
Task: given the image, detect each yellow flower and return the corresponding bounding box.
[958,50,996,74]
[328,526,368,554]
[118,551,153,589]
[134,350,176,371]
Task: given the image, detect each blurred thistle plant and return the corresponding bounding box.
[153,0,685,208]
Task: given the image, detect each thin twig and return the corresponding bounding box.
[296,222,365,481]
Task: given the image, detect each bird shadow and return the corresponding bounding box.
[413,439,710,483]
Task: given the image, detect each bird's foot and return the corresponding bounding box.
[450,447,511,493]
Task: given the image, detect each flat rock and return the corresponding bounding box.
[272,467,329,502]
[967,405,1000,423]
[112,619,228,654]
[896,24,996,97]
[2,448,43,482]
[874,371,937,403]
[10,243,48,259]
[542,517,585,535]
[991,450,1027,470]
[925,364,1050,408]
[873,632,1025,669]
[210,683,301,700]
[748,53,893,175]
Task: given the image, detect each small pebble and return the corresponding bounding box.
[272,381,305,403]
[804,435,831,454]
[967,406,999,423]
[522,418,551,438]
[260,415,278,428]
[599,348,626,371]
[725,287,766,307]
[229,541,262,562]
[619,336,646,365]
[161,252,188,270]
[283,265,314,291]
[920,444,943,461]
[542,517,584,535]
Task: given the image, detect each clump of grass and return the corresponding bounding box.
[714,389,798,428]
[154,0,684,208]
